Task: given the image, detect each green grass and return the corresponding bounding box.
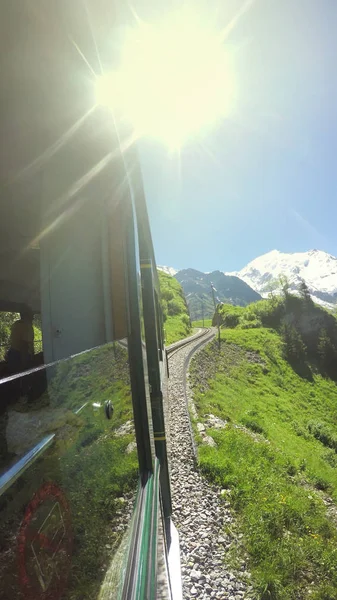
[163,314,192,345]
[158,270,192,344]
[190,327,337,599]
[192,319,213,328]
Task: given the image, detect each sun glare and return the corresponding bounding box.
[95,11,235,149]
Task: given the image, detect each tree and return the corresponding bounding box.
[318,329,337,379]
[281,323,306,364]
[298,278,312,305]
[265,277,280,295]
[278,274,290,298]
[167,299,182,316]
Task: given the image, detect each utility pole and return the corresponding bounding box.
[201,299,205,328]
[210,283,221,350]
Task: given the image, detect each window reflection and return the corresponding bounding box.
[0,342,138,599]
[0,309,46,464]
[0,174,139,598]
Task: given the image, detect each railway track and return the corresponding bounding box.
[166,328,213,361]
[165,327,215,462]
[166,328,251,600]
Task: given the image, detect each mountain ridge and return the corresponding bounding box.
[228,249,337,308]
[175,268,261,321]
[158,248,337,316]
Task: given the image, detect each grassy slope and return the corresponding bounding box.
[158,270,192,344]
[190,323,337,599]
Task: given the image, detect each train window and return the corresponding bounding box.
[0,341,139,599]
[0,167,140,600]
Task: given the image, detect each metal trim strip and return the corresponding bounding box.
[0,434,55,497]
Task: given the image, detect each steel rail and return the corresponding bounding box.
[166,328,212,360]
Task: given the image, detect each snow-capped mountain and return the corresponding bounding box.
[228,249,337,308]
[157,265,177,276]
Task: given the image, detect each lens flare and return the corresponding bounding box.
[96,10,236,149]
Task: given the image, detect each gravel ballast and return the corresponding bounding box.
[167,335,252,600]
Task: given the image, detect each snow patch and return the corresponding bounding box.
[157,265,178,276]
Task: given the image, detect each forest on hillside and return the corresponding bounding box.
[215,278,337,381]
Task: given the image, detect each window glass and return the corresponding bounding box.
[0,340,139,599]
[0,178,139,600]
[156,515,172,599]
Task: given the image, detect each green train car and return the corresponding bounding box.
[0,3,180,598]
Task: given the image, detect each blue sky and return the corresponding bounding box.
[139,0,337,273]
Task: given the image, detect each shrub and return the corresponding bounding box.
[293,422,310,439]
[161,299,168,322]
[239,317,262,329]
[313,476,331,492]
[167,299,182,316]
[222,313,240,328]
[308,421,337,452]
[181,314,191,327]
[323,449,337,468]
[161,289,174,301]
[247,297,285,330]
[241,417,266,436]
[217,304,243,328]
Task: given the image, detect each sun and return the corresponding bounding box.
[95,10,236,149]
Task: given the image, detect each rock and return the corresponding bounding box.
[204,413,227,429]
[114,420,134,437]
[125,441,137,454]
[203,435,217,447]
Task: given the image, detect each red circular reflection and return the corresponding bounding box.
[17,482,73,600]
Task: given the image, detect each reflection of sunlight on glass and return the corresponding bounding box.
[95,10,236,150]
